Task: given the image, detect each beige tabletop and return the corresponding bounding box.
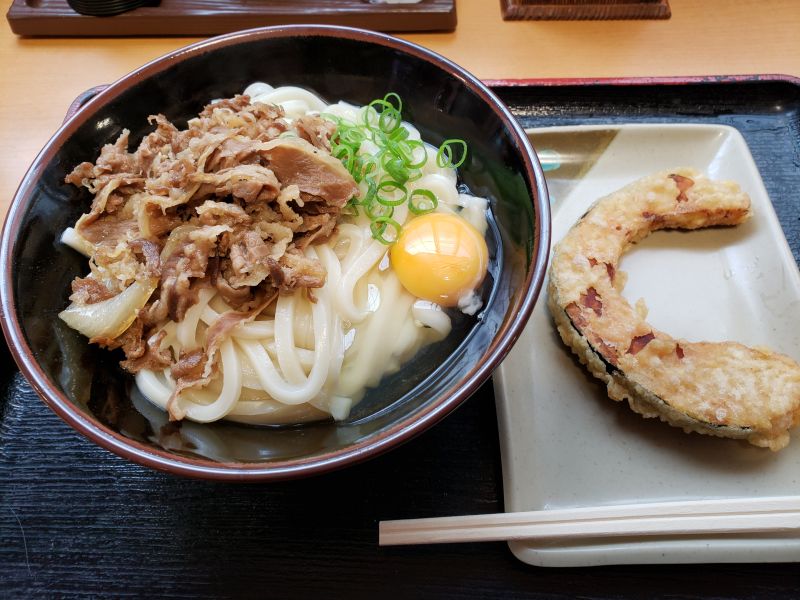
[2,0,799,214]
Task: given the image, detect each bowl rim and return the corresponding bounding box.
[0,24,551,481]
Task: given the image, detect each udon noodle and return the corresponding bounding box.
[61,83,489,425]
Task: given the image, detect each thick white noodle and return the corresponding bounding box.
[135,369,173,407]
[176,287,214,349]
[135,84,488,425]
[273,294,305,384]
[419,145,458,183]
[249,86,328,120]
[243,82,274,98]
[236,339,328,405]
[412,301,453,338]
[231,321,275,340]
[136,338,242,423]
[410,173,459,208]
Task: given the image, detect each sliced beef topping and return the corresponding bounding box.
[64,93,356,374]
[171,348,207,382]
[260,137,358,207]
[295,114,336,151]
[268,249,327,290]
[130,239,162,278]
[192,164,280,203]
[70,277,116,305]
[120,330,173,373]
[195,200,251,227]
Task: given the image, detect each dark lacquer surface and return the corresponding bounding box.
[2,79,800,597]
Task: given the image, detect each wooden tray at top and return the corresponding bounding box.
[501,0,670,20]
[7,0,456,36]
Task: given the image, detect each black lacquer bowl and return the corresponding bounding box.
[0,26,550,480]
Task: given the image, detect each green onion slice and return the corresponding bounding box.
[436,139,468,169]
[409,189,438,215]
[382,154,409,185]
[370,216,402,245]
[325,93,469,243]
[376,181,408,206]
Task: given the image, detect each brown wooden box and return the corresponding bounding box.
[7,0,457,36]
[501,0,671,20]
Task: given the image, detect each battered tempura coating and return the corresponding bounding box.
[548,168,800,450]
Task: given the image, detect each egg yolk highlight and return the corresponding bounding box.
[390,213,489,307]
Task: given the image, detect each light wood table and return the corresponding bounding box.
[2,0,799,214]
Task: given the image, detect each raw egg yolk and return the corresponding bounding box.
[390,213,488,307]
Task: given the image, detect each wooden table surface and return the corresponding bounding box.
[2,1,800,597]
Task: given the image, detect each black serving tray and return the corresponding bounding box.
[1,77,799,598]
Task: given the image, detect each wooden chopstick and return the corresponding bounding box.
[379,496,800,546]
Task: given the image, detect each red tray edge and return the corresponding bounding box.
[484,74,800,88]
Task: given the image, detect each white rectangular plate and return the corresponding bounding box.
[494,124,800,567]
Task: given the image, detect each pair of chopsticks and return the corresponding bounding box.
[379,496,800,546]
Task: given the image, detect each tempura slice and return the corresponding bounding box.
[548,169,800,450]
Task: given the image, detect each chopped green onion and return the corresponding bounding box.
[326,93,469,244]
[365,201,394,221]
[376,181,408,206]
[333,145,355,170]
[436,139,468,169]
[352,155,378,183]
[409,189,438,215]
[383,92,403,114]
[382,154,408,185]
[359,180,378,207]
[379,107,401,133]
[370,216,402,245]
[340,127,367,147]
[389,127,409,141]
[403,140,427,169]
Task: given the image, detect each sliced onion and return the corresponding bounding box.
[60,227,94,257]
[59,278,157,340]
